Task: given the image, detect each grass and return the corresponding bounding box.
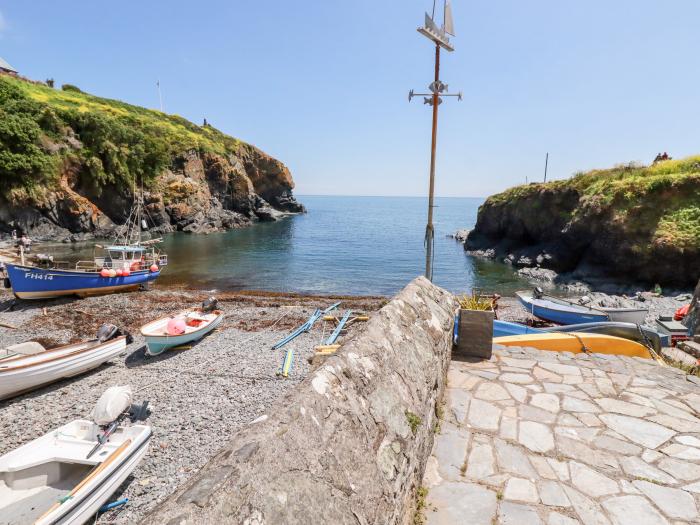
[413,487,430,525]
[483,155,700,252]
[0,74,248,202]
[405,411,422,435]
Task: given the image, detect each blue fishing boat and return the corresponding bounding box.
[4,195,167,300]
[516,290,609,325]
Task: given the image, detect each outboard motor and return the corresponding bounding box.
[96,323,134,344]
[533,287,544,299]
[96,324,119,342]
[201,296,218,313]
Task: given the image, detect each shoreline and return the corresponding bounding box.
[0,286,384,523]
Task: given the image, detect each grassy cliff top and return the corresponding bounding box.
[486,156,700,249]
[0,74,247,201]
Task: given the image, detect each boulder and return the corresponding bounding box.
[141,277,457,525]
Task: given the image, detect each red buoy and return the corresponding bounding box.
[150,264,159,273]
[100,268,110,277]
[115,268,123,277]
[122,268,131,276]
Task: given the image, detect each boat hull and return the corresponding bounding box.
[516,291,609,325]
[5,263,160,300]
[143,311,224,356]
[0,337,127,401]
[494,320,664,353]
[601,308,648,325]
[494,333,651,358]
[0,419,151,525]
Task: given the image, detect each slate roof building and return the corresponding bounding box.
[0,57,17,75]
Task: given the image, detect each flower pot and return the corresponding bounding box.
[453,308,494,360]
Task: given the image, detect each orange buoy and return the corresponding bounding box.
[122,268,131,276]
[150,264,159,273]
[115,268,123,277]
[100,268,110,277]
[108,269,117,278]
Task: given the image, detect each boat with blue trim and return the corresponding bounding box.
[3,195,168,300]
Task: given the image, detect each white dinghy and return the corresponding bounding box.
[140,297,223,356]
[0,386,151,525]
[0,325,129,401]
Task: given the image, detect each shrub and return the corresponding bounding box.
[61,84,83,93]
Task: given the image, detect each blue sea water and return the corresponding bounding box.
[48,196,531,296]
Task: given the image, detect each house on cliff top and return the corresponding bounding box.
[0,57,17,75]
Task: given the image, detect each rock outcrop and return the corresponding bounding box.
[142,277,457,525]
[0,74,304,241]
[466,158,700,288]
[0,145,304,240]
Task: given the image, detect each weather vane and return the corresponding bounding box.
[410,0,462,282]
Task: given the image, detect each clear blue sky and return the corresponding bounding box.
[1,1,699,197]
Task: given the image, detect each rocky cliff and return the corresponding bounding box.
[466,157,700,288]
[0,74,304,241]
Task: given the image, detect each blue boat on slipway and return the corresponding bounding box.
[4,196,168,300]
[516,290,610,325]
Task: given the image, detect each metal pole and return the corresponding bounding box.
[425,43,441,281]
[157,80,163,112]
[544,152,549,182]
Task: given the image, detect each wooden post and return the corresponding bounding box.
[425,43,441,281]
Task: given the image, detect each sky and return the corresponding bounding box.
[1,1,699,197]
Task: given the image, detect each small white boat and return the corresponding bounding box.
[0,327,127,401]
[600,307,648,325]
[140,301,223,356]
[0,389,151,525]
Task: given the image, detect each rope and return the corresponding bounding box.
[134,308,297,394]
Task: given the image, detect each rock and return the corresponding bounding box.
[518,267,559,283]
[632,480,698,521]
[503,478,539,503]
[498,502,543,525]
[539,481,570,507]
[518,421,554,453]
[425,482,497,525]
[141,277,457,524]
[569,461,619,498]
[450,229,470,243]
[599,414,676,449]
[1,145,303,237]
[602,495,669,525]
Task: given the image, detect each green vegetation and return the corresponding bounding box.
[413,487,430,525]
[0,74,246,201]
[485,156,700,250]
[405,411,422,435]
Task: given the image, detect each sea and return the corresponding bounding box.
[45,196,532,296]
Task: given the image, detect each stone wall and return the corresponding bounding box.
[142,277,457,524]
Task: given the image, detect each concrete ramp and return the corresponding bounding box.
[142,276,457,524]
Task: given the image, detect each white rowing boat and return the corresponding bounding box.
[0,332,127,401]
[140,303,223,356]
[0,386,151,525]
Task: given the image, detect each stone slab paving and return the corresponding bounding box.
[423,345,700,525]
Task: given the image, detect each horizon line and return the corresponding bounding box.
[295,193,487,199]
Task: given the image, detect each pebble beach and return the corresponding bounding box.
[0,287,383,523]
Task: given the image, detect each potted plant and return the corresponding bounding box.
[453,293,495,360]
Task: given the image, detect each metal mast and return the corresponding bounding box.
[410,1,461,281]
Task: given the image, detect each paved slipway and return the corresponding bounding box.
[424,345,700,525]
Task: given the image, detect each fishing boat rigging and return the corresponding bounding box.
[3,190,168,300]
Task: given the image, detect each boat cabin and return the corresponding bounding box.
[95,246,147,269]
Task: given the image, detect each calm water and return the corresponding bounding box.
[45,196,531,296]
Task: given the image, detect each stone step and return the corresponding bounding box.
[678,340,700,359]
[661,346,698,367]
